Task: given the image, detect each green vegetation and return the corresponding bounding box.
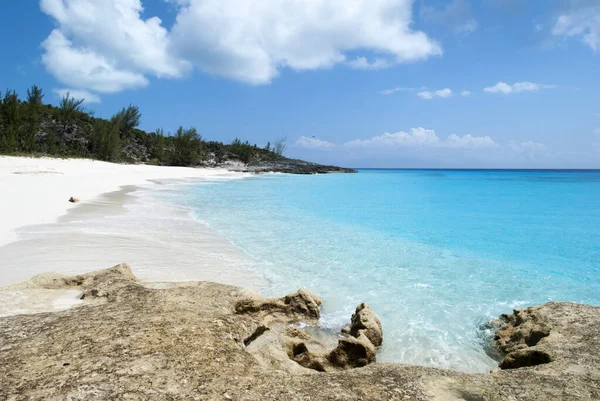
[0,85,287,167]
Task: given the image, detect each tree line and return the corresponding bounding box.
[0,85,287,166]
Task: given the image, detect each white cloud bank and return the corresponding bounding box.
[344,128,498,149]
[484,82,556,94]
[295,136,336,150]
[39,0,442,98]
[290,128,561,167]
[417,88,453,100]
[553,2,600,52]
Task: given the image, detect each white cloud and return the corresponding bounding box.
[484,81,556,94]
[42,30,149,94]
[553,3,600,52]
[420,0,478,35]
[295,136,336,150]
[418,88,452,99]
[445,134,498,149]
[40,0,190,95]
[53,88,101,104]
[460,90,471,96]
[378,87,422,95]
[344,128,498,149]
[435,88,453,98]
[594,128,600,136]
[171,0,442,85]
[39,0,442,94]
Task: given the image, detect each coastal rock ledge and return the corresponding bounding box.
[1,265,599,400]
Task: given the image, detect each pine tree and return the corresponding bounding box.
[113,104,141,139]
[1,90,20,153]
[58,92,85,137]
[25,85,44,151]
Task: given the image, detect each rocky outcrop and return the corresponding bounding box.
[234,288,323,323]
[231,158,357,174]
[1,265,600,400]
[343,303,383,347]
[234,292,381,372]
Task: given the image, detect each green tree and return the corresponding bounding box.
[172,126,203,166]
[25,85,44,151]
[1,90,20,153]
[92,119,121,162]
[58,92,86,137]
[150,128,166,164]
[264,141,271,152]
[230,137,253,163]
[112,104,141,139]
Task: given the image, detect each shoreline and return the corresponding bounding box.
[0,156,267,315]
[0,156,250,247]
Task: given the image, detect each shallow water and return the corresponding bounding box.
[164,169,600,373]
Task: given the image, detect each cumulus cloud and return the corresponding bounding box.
[40,0,189,95]
[344,127,498,149]
[420,0,478,35]
[171,0,441,85]
[484,81,556,94]
[41,30,149,94]
[53,88,101,104]
[552,2,600,52]
[39,0,441,96]
[417,88,453,99]
[460,90,471,96]
[295,136,336,150]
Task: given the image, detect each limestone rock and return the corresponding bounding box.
[347,302,383,347]
[1,266,600,400]
[328,333,377,369]
[234,288,322,322]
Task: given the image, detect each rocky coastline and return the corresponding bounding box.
[225,158,357,174]
[1,264,599,400]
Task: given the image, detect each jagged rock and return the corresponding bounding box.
[347,303,383,347]
[1,267,600,400]
[235,288,322,322]
[499,349,553,370]
[494,308,551,354]
[328,333,377,369]
[284,303,382,372]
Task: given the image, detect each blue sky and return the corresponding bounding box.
[1,0,599,168]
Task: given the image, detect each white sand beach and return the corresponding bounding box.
[0,156,243,247]
[0,156,265,316]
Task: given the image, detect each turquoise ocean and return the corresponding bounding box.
[166,170,600,372]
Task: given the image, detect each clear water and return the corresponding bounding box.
[169,170,600,373]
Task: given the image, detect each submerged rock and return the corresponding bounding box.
[1,265,599,400]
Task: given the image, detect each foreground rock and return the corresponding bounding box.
[1,265,599,400]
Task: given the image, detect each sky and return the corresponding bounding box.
[1,0,599,168]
